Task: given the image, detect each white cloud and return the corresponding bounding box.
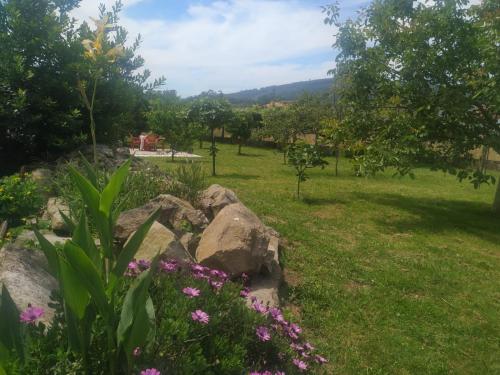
[72,1,338,96]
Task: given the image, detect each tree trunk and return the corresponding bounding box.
[297,177,301,199]
[493,180,500,213]
[221,126,225,140]
[211,129,216,176]
[335,148,340,177]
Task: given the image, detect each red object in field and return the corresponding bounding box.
[130,137,141,149]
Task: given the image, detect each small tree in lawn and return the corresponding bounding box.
[78,15,124,164]
[147,105,197,162]
[319,118,346,176]
[226,110,262,155]
[188,94,232,176]
[288,142,328,199]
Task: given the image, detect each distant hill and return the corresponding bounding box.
[223,78,333,105]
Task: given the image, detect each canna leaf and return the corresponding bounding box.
[58,256,90,320]
[73,211,101,272]
[34,230,60,278]
[0,285,23,360]
[112,208,160,278]
[100,159,131,217]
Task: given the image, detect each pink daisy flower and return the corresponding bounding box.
[255,326,271,342]
[182,287,201,298]
[20,306,44,324]
[191,310,210,324]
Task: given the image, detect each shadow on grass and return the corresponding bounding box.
[353,191,500,245]
[302,196,346,206]
[236,153,265,157]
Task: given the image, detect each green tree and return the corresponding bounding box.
[188,93,232,176]
[147,104,197,162]
[226,109,262,155]
[324,0,500,209]
[288,142,328,199]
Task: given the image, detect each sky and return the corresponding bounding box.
[71,0,370,97]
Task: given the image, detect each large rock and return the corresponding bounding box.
[14,230,70,247]
[0,245,58,325]
[115,195,208,243]
[199,184,239,220]
[125,221,193,263]
[195,202,270,276]
[46,197,71,234]
[248,274,280,308]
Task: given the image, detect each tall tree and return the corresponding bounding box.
[325,0,500,209]
[188,93,232,176]
[226,109,262,155]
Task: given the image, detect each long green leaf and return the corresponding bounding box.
[0,285,23,360]
[58,257,90,320]
[34,230,60,278]
[64,242,110,319]
[78,152,99,188]
[73,211,101,272]
[59,209,76,233]
[100,159,131,217]
[124,296,155,365]
[112,208,160,278]
[116,257,158,347]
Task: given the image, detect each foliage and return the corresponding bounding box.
[324,0,500,207]
[226,109,263,155]
[0,174,43,225]
[188,92,233,176]
[287,142,328,198]
[53,159,170,221]
[147,99,198,161]
[166,161,207,205]
[0,0,163,171]
[1,157,161,374]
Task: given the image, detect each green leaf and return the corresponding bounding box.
[123,296,155,364]
[34,230,60,278]
[112,208,160,278]
[73,211,101,271]
[59,210,76,233]
[100,159,131,217]
[68,164,100,218]
[58,256,90,320]
[0,285,23,360]
[116,257,158,347]
[78,152,99,188]
[64,242,110,319]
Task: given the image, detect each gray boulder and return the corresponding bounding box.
[195,202,270,276]
[199,184,239,220]
[125,221,193,263]
[31,168,54,198]
[0,245,57,325]
[115,194,208,243]
[46,197,71,234]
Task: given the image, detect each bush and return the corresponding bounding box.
[0,174,44,225]
[167,161,207,205]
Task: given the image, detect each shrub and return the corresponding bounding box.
[167,161,207,205]
[0,174,44,225]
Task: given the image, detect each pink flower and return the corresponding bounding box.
[255,326,271,342]
[314,354,328,364]
[191,264,207,273]
[240,287,250,298]
[275,372,285,375]
[140,369,160,375]
[268,307,285,323]
[249,372,261,375]
[137,259,151,270]
[182,287,201,298]
[20,306,44,324]
[251,300,268,315]
[191,310,209,324]
[133,347,141,357]
[304,342,315,351]
[290,323,302,335]
[159,259,178,273]
[262,372,273,375]
[290,343,304,352]
[210,269,228,280]
[210,280,224,290]
[241,272,250,284]
[125,260,139,276]
[292,359,308,371]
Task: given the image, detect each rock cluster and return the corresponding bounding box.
[0,184,282,323]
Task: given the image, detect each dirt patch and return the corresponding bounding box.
[283,268,303,288]
[344,280,370,293]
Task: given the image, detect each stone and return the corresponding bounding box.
[125,221,193,263]
[46,197,71,234]
[115,194,208,243]
[199,184,240,220]
[195,202,270,276]
[248,274,280,308]
[31,168,53,198]
[14,230,70,247]
[0,245,58,325]
[179,232,200,258]
[263,227,281,276]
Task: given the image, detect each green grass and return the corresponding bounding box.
[150,143,500,374]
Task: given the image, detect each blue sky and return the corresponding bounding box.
[72,0,369,97]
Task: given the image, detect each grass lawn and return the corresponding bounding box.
[151,143,500,374]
